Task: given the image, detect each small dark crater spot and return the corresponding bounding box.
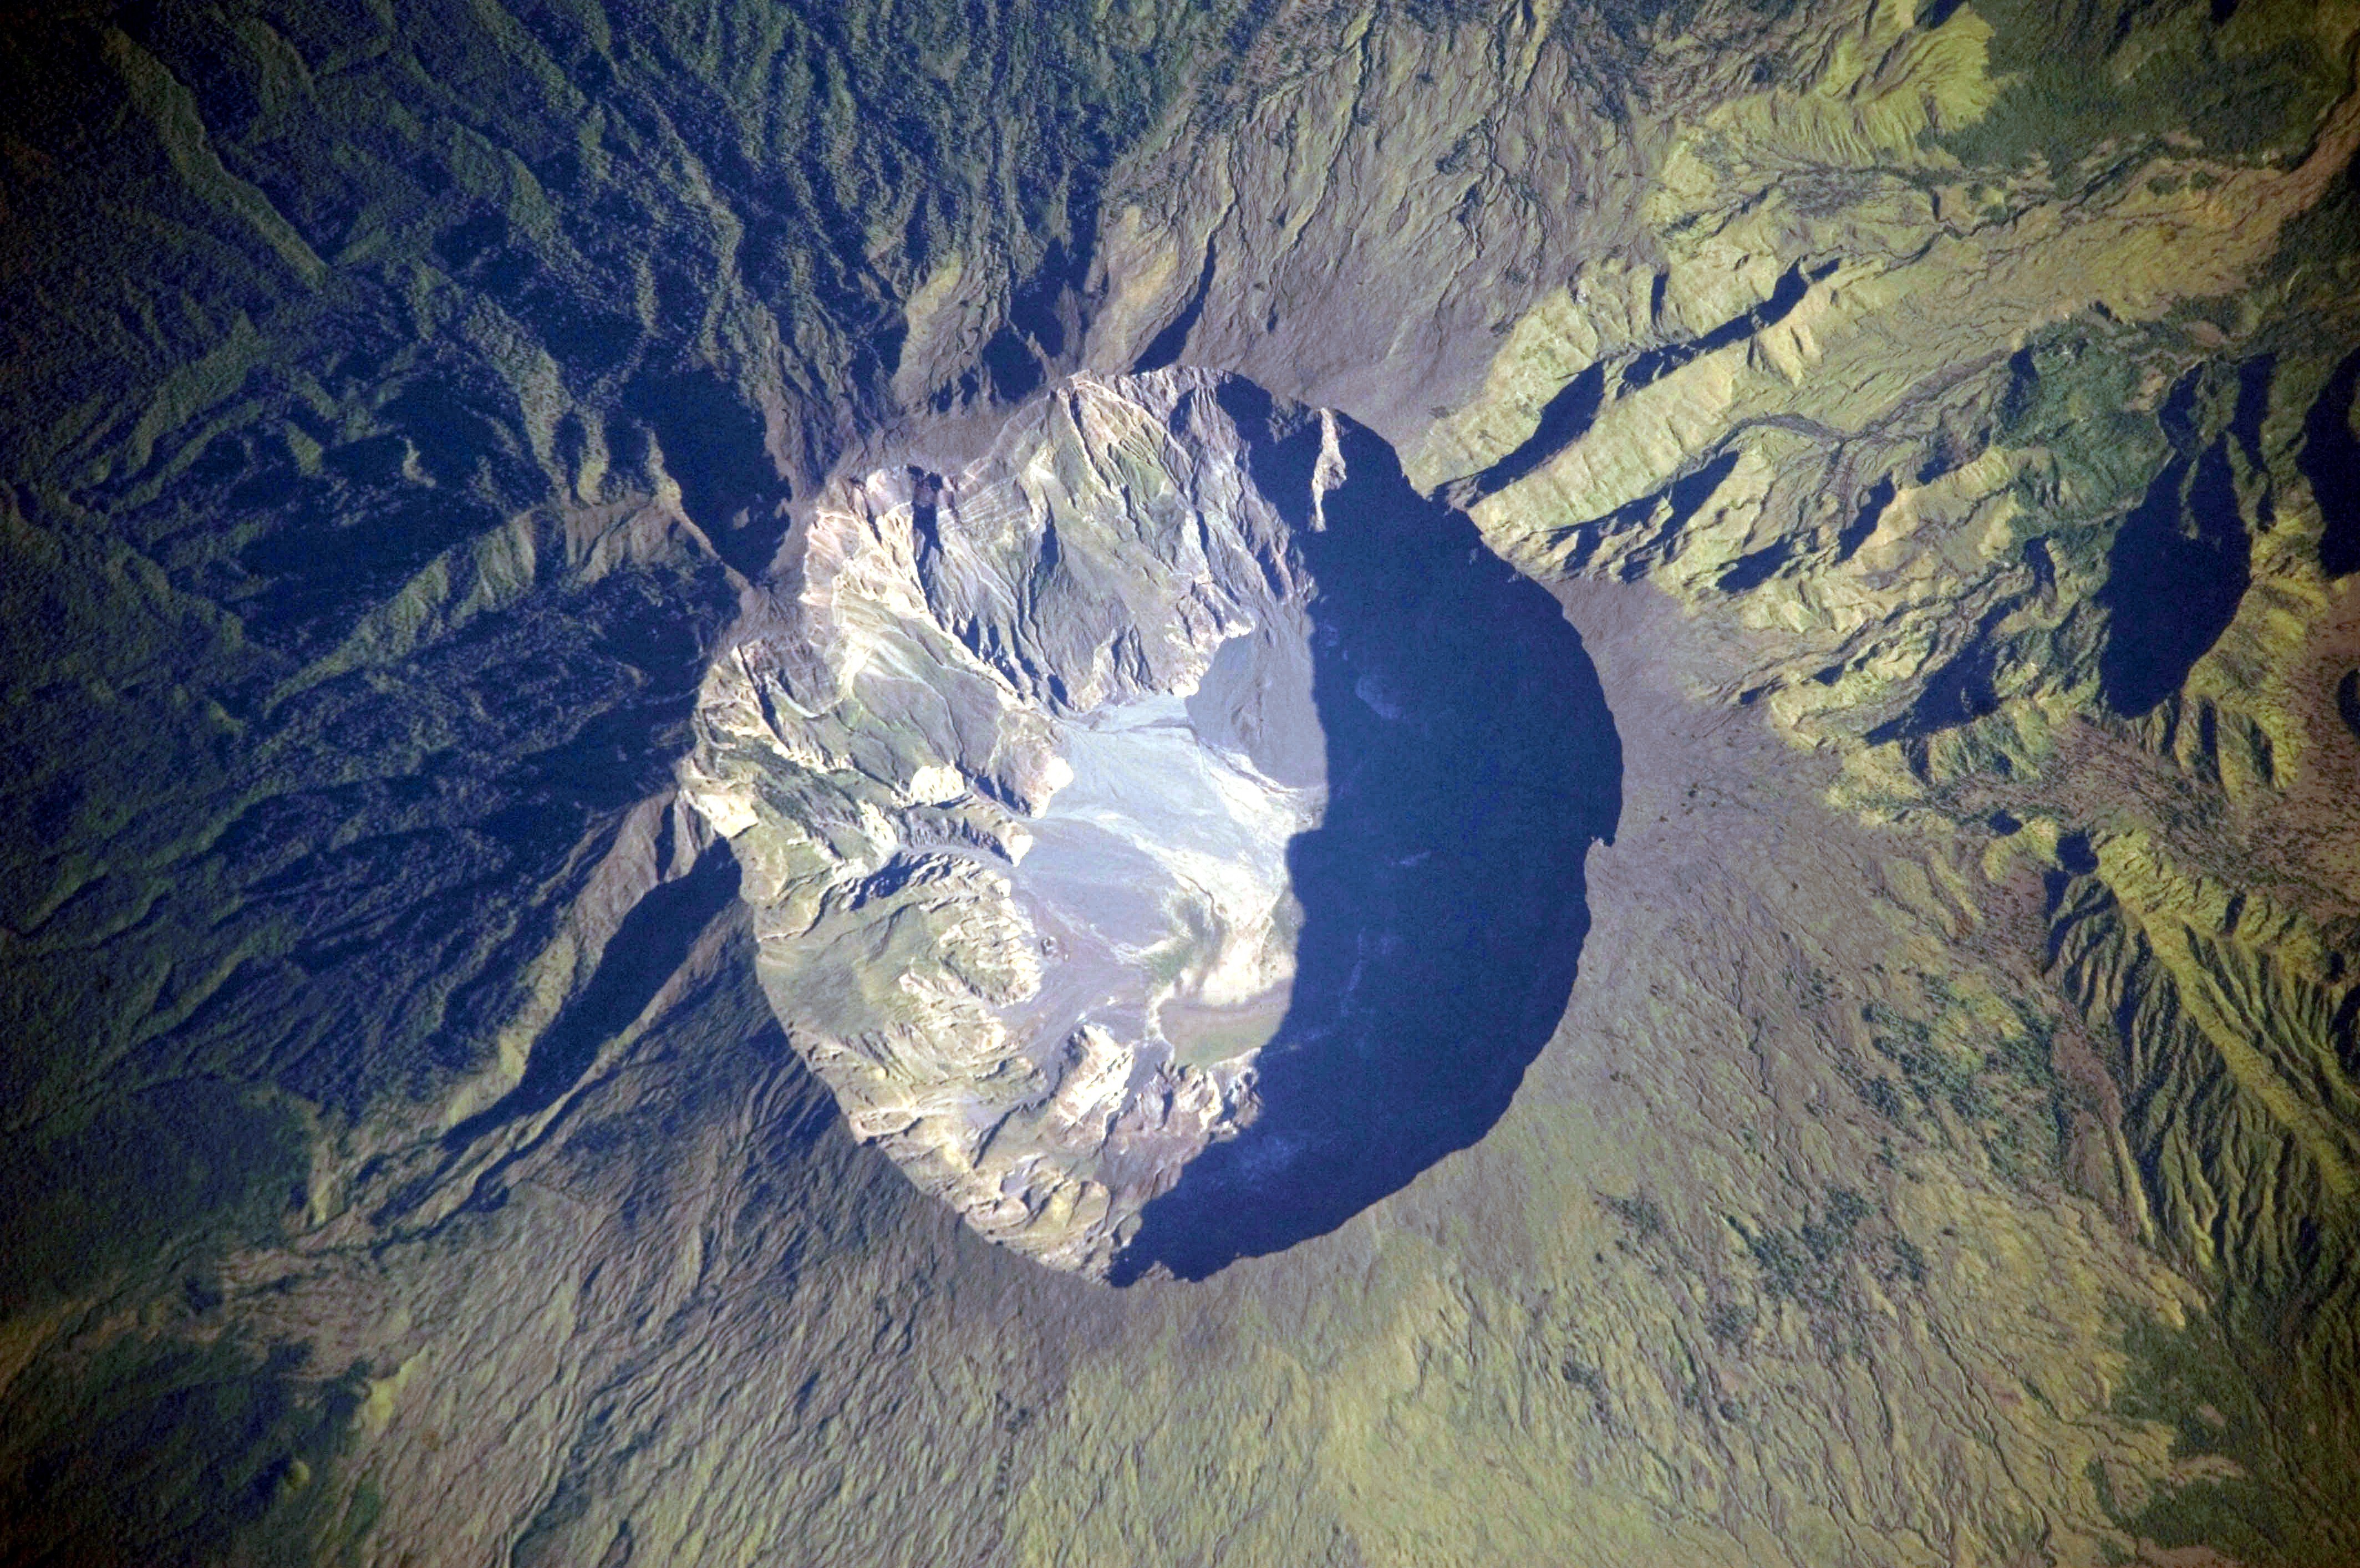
[1559,1358,1609,1416]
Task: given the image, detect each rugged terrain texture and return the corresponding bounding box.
[4,0,2359,1563]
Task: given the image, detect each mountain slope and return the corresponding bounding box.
[3,0,2357,1562]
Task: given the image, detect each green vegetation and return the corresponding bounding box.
[1741,1185,1870,1309]
[1995,325,2172,520]
[1944,0,2351,176]
[0,0,1285,1342]
[1732,1184,1931,1342]
[1855,988,2063,1186]
[0,1078,307,1314]
[1705,1300,1757,1347]
[0,8,1280,1549]
[0,1333,372,1567]
[2103,1305,2360,1565]
[0,0,2354,1562]
[1600,1190,1668,1241]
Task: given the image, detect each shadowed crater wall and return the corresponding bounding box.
[1111,385,1621,1281]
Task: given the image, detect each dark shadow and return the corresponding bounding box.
[2099,444,2251,716]
[439,841,741,1151]
[623,368,788,581]
[1112,388,1622,1281]
[362,836,743,1227]
[1008,228,1095,363]
[981,327,1046,403]
[2229,353,2274,469]
[1549,449,1742,579]
[1448,362,1609,506]
[1837,475,1895,561]
[1130,241,1216,374]
[1718,538,1791,592]
[1620,258,1834,393]
[0,1331,368,1568]
[2301,349,2360,578]
[1865,602,2015,745]
[2334,974,2360,1082]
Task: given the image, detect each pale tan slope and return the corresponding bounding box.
[199,579,2196,1568]
[1049,0,2360,1557]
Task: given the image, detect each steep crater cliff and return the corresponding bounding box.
[685,370,1618,1277]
